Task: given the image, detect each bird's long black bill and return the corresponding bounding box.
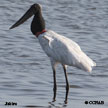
[9,6,34,29]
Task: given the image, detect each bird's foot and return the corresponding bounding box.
[64,100,68,104]
[52,98,56,102]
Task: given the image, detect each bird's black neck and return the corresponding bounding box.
[31,10,45,35]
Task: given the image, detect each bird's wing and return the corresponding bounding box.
[43,31,96,72]
[44,33,81,65]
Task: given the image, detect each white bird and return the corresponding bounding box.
[10,3,96,103]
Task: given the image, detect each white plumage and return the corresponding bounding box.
[38,30,96,72]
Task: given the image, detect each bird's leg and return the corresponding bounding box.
[50,59,57,102]
[52,68,57,102]
[63,65,69,104]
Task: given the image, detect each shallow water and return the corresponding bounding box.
[0,0,108,108]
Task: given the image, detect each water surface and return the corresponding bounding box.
[0,0,108,108]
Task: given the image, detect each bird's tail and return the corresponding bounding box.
[77,52,96,72]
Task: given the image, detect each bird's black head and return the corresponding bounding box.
[31,4,45,35]
[10,3,45,35]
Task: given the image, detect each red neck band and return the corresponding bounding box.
[35,29,47,37]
